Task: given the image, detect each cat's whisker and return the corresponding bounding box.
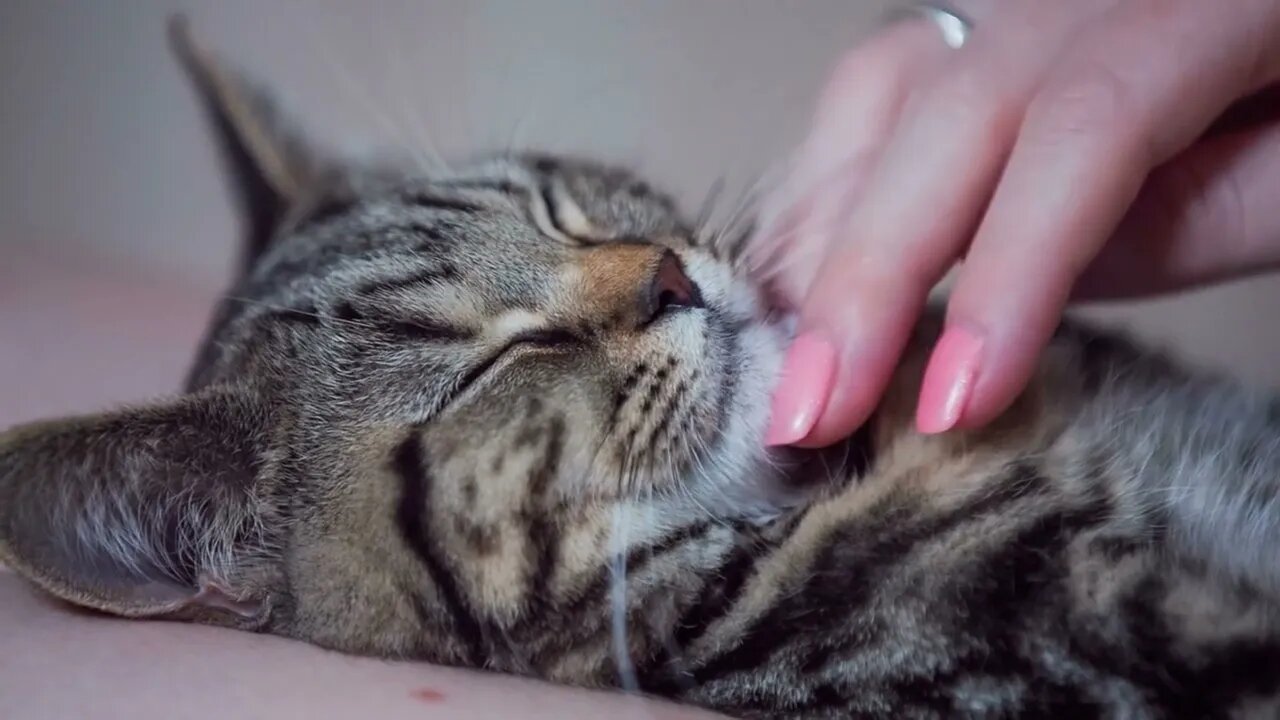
[299,18,439,173]
[741,221,803,277]
[609,499,639,693]
[708,177,764,270]
[729,160,801,274]
[693,177,727,246]
[383,17,450,174]
[681,427,735,531]
[503,106,540,160]
[220,296,378,331]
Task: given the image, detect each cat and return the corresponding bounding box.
[3,17,1280,719]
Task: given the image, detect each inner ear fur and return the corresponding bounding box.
[0,384,278,624]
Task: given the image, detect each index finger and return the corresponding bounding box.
[929,0,1280,433]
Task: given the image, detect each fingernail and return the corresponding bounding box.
[916,324,985,434]
[765,331,839,446]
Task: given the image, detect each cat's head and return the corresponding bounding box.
[0,19,811,662]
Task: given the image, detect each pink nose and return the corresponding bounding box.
[641,250,704,325]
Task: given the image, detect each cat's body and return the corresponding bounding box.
[2,20,1280,719]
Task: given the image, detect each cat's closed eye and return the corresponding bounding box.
[509,329,584,349]
[377,319,471,343]
[447,328,586,405]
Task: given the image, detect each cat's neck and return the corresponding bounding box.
[765,414,880,513]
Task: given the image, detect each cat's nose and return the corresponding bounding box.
[640,249,704,324]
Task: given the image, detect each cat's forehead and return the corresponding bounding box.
[245,155,687,306]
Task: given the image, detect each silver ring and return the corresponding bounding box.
[885,2,973,50]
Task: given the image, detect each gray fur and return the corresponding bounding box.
[2,20,1280,719]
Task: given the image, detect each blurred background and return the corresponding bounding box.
[3,0,1279,428]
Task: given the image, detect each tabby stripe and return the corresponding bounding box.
[351,263,460,301]
[688,464,1051,686]
[328,299,471,343]
[330,264,474,341]
[639,534,768,694]
[642,373,688,457]
[1063,569,1280,718]
[376,321,473,343]
[523,416,567,609]
[1064,574,1182,716]
[670,536,764,649]
[405,192,484,214]
[561,520,717,621]
[528,158,598,246]
[524,521,716,653]
[392,433,486,666]
[1266,397,1280,428]
[709,328,741,432]
[845,419,876,479]
[1053,320,1155,395]
[536,179,572,238]
[439,178,528,197]
[1188,639,1280,716]
[627,521,716,584]
[606,362,651,433]
[244,223,449,298]
[797,470,1054,677]
[265,305,323,327]
[292,196,359,231]
[873,498,1111,716]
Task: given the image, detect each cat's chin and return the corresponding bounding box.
[685,306,867,524]
[671,307,821,524]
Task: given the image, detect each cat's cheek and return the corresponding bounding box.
[735,322,793,445]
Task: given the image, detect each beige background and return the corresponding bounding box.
[3,0,1279,426]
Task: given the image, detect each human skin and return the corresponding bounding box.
[0,569,722,720]
[751,0,1280,449]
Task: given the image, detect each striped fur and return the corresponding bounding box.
[3,20,1280,719]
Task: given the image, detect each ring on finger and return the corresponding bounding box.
[884,2,974,50]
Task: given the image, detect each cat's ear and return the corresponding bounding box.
[0,385,277,626]
[168,15,333,266]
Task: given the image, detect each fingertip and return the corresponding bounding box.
[764,332,839,447]
[790,413,873,450]
[927,304,1060,433]
[915,324,985,434]
[794,362,883,449]
[790,327,904,449]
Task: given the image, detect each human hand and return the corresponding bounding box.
[750,0,1280,448]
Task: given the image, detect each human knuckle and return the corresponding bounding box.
[920,63,1001,120]
[818,44,907,115]
[1153,154,1248,244]
[1025,64,1143,149]
[832,22,928,90]
[857,247,940,296]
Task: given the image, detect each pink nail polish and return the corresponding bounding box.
[916,325,985,434]
[765,332,839,446]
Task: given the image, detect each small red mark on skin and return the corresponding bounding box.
[410,688,446,703]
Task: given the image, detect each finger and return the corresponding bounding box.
[1074,117,1280,299]
[927,0,1280,434]
[749,21,953,306]
[774,3,1102,447]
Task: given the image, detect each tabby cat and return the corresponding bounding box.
[3,19,1280,719]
